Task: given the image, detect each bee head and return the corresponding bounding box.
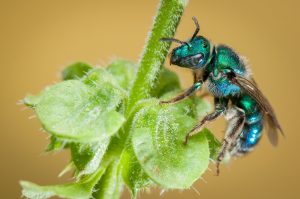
[161,17,212,69]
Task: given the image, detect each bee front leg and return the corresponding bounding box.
[216,107,245,175]
[160,80,203,104]
[184,98,228,144]
[193,70,202,84]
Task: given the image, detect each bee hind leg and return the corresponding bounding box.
[216,107,245,175]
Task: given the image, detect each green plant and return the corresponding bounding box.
[20,0,220,198]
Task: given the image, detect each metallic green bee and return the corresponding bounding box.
[161,17,283,175]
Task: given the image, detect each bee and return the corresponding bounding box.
[160,17,283,175]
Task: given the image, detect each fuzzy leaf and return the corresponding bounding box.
[203,129,221,160]
[151,68,180,97]
[23,93,44,108]
[159,91,209,119]
[131,100,210,189]
[34,80,125,142]
[120,146,152,197]
[193,95,212,119]
[71,139,110,176]
[106,60,137,90]
[92,160,122,199]
[82,68,125,92]
[46,136,67,152]
[62,62,93,80]
[20,166,106,199]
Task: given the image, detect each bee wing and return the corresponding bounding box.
[233,74,284,146]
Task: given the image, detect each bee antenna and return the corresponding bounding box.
[191,16,200,41]
[160,38,189,46]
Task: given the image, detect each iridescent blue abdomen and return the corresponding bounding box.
[236,95,264,153]
[239,121,263,151]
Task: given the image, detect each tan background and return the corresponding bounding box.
[1,0,299,198]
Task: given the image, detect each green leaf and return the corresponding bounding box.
[92,160,123,199]
[193,95,212,119]
[35,80,125,142]
[20,166,106,199]
[120,146,152,197]
[82,68,125,92]
[71,139,110,176]
[23,93,44,108]
[62,62,93,80]
[46,136,67,152]
[131,100,210,189]
[203,129,221,160]
[106,60,137,90]
[151,68,180,97]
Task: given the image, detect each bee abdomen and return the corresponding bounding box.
[235,94,264,153]
[238,120,263,153]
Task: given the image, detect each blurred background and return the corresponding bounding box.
[1,0,299,198]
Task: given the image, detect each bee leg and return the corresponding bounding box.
[184,98,228,144]
[184,109,223,145]
[193,70,202,83]
[160,80,203,104]
[216,107,245,175]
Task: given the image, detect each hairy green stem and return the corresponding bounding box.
[126,0,189,115]
[108,1,189,195]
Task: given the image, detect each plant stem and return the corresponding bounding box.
[105,1,189,197]
[126,0,189,115]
